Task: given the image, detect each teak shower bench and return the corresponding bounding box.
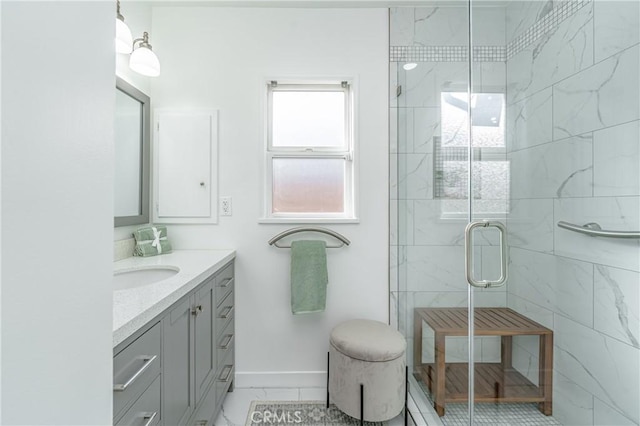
[413,307,553,417]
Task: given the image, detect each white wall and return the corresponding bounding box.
[0,2,3,420]
[151,7,389,386]
[1,2,114,424]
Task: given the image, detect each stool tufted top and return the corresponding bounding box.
[330,319,406,362]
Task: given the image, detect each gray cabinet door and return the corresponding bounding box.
[163,297,194,426]
[194,276,216,404]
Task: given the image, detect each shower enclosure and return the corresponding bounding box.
[390,1,640,424]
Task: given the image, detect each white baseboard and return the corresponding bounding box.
[234,371,326,388]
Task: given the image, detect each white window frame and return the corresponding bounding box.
[261,80,357,223]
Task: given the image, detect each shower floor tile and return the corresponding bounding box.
[416,375,563,425]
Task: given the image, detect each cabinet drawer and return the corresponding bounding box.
[215,263,234,305]
[115,375,161,426]
[216,317,234,371]
[215,360,234,408]
[215,290,234,337]
[114,323,161,418]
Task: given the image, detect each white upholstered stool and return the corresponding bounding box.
[328,319,407,422]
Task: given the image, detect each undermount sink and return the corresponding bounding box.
[113,266,179,291]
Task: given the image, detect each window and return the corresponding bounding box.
[263,81,356,222]
[436,91,509,218]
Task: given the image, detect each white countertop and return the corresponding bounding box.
[113,249,236,348]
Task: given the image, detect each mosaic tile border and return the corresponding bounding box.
[506,0,591,59]
[390,0,590,63]
[390,45,505,62]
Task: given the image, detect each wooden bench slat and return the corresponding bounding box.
[415,307,551,335]
[492,309,538,330]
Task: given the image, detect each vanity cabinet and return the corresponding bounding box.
[113,260,235,426]
[115,376,161,426]
[163,298,194,426]
[194,277,217,403]
[189,262,235,426]
[113,322,162,425]
[163,275,219,426]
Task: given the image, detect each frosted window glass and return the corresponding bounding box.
[441,92,505,148]
[272,91,345,148]
[272,158,345,213]
[438,92,509,216]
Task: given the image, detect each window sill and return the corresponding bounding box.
[258,217,360,224]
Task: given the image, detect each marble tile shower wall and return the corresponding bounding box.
[504,1,639,425]
[391,2,639,425]
[389,5,509,369]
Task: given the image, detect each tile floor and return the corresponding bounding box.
[214,387,411,426]
[416,379,563,426]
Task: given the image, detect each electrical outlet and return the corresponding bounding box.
[220,197,232,216]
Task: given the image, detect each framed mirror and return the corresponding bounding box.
[115,77,150,227]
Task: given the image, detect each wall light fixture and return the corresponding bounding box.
[115,0,133,54]
[129,32,161,77]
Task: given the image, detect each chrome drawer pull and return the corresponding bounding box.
[142,411,158,426]
[219,278,232,288]
[218,365,233,382]
[219,334,234,350]
[219,306,233,319]
[113,355,157,391]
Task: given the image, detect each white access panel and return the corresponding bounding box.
[154,110,218,223]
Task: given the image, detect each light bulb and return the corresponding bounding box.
[130,46,161,77]
[115,18,133,54]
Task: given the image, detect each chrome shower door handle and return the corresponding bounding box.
[464,221,508,288]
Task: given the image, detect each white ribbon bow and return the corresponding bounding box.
[151,227,163,254]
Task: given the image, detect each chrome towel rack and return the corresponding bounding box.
[557,221,640,239]
[268,227,351,248]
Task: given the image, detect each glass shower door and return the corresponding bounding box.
[466,0,640,424]
[464,20,512,421]
[394,1,640,424]
[436,10,511,418]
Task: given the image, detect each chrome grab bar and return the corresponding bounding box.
[268,226,350,248]
[464,221,508,288]
[557,221,640,239]
[113,355,157,391]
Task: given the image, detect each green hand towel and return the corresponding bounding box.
[133,225,172,257]
[134,240,173,257]
[290,240,328,315]
[133,225,168,242]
